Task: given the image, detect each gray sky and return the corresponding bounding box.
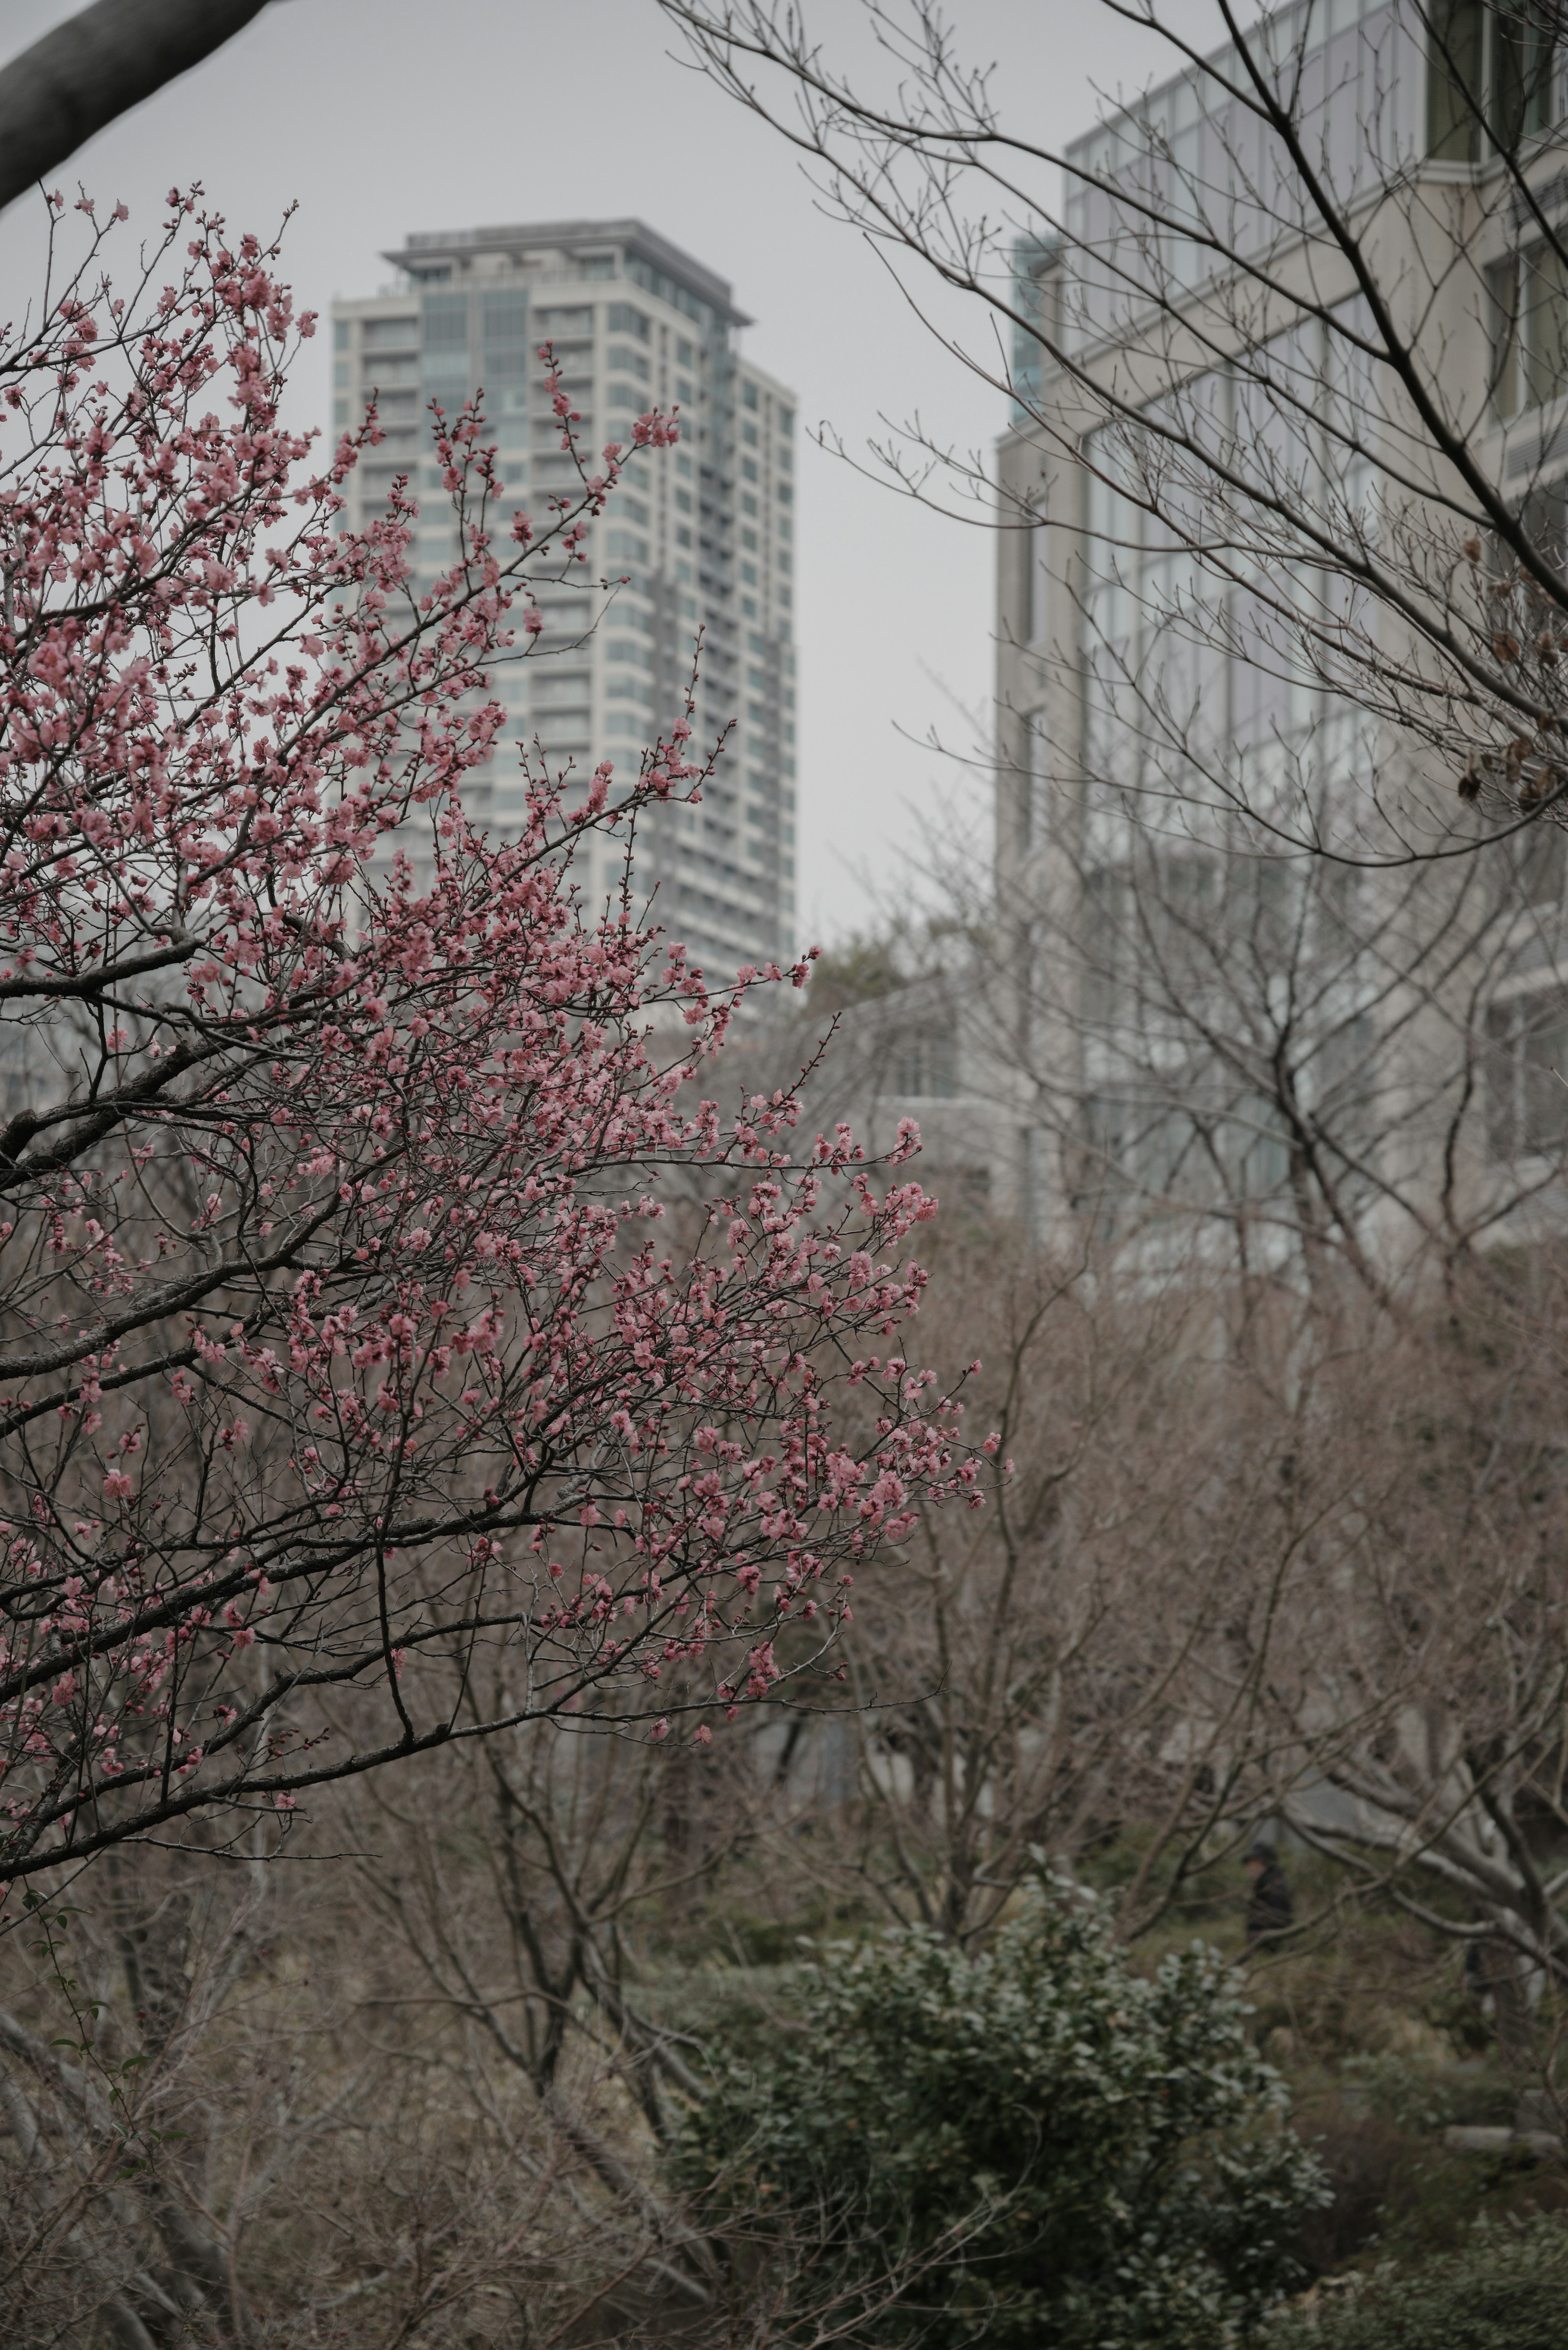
[0,0,1203,947]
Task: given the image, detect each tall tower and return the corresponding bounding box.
[331,219,798,973]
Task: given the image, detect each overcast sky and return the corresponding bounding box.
[0,0,1209,948]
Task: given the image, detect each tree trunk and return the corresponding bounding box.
[0,0,273,213]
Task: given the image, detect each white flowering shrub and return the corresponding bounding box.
[679,1877,1329,2348]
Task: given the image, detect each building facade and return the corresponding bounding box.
[332,218,798,975]
[991,2,1568,1264]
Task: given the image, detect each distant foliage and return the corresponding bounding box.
[678,1877,1328,2348]
[804,930,907,1015]
[1274,2219,1568,2350]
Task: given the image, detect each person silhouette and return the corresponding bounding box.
[1244,1839,1293,1943]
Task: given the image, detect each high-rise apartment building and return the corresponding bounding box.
[331,219,798,974]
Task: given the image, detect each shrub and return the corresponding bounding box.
[1274,2217,1568,2348]
[677,1877,1329,2348]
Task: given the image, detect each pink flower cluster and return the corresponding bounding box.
[0,198,982,1892]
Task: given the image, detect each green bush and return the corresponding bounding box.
[677,1876,1329,2348]
[1274,2218,1568,2348]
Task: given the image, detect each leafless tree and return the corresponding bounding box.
[822,1229,1568,2129]
[877,768,1568,1299]
[643,15,1568,2079]
[0,1736,1031,2348]
[0,1837,657,2348]
[663,0,1568,860]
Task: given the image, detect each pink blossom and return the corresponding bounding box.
[0,196,977,1890]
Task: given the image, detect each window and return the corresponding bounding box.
[1487,985,1568,1153]
[1022,709,1049,845]
[1022,508,1050,642]
[1428,1,1559,161]
[480,346,529,382]
[742,380,759,409]
[1488,256,1521,417]
[1490,241,1568,415]
[893,1026,958,1099]
[422,293,468,348]
[481,293,529,343]
[608,303,649,340]
[363,315,418,350]
[1515,813,1568,906]
[530,669,591,705]
[535,305,593,335]
[365,353,420,385]
[333,320,349,351]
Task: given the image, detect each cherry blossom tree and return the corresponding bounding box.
[0,194,977,1898]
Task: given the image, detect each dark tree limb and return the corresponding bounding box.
[0,0,274,213]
